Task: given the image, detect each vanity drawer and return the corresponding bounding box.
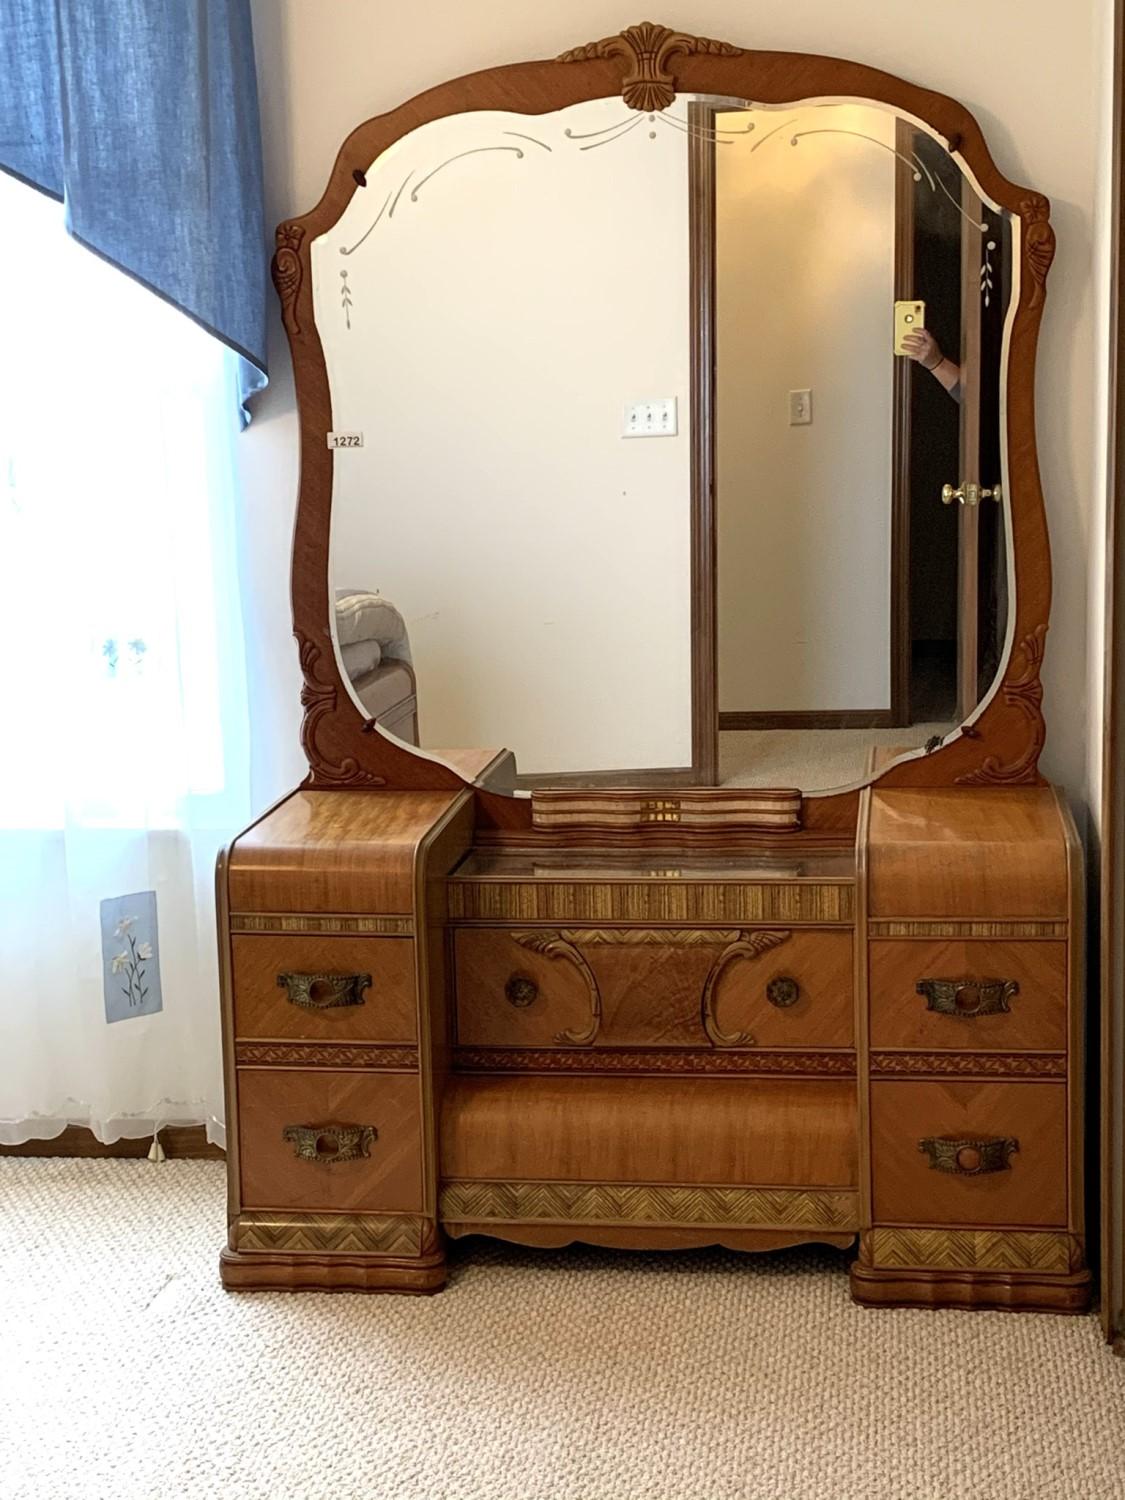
[237,1069,424,1213]
[232,934,417,1043]
[441,1075,857,1189]
[453,927,852,1049]
[870,1080,1067,1227]
[869,940,1067,1052]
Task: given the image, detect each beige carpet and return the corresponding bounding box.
[720,724,954,791]
[2,1160,1124,1500]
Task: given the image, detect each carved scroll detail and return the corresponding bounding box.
[700,930,792,1046]
[272,222,306,335]
[512,930,603,1044]
[296,632,386,787]
[558,22,743,112]
[1018,193,1055,311]
[956,626,1047,785]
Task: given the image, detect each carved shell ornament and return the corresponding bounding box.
[272,222,306,336]
[558,22,743,113]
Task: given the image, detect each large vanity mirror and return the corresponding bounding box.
[303,75,1024,797]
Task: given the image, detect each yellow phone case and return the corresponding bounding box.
[894,300,926,355]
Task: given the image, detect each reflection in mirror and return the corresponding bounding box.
[712,103,1012,789]
[314,94,1014,793]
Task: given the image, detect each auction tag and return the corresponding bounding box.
[327,431,364,449]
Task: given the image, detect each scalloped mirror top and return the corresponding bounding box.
[312,92,1017,795]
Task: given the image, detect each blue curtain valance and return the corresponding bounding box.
[1,0,268,421]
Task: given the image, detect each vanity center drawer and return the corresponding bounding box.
[232,934,417,1043]
[869,940,1067,1053]
[453,927,853,1049]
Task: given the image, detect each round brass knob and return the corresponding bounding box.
[505,973,539,1008]
[766,976,800,1008]
[956,1145,983,1173]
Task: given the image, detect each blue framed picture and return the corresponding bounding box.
[100,891,163,1024]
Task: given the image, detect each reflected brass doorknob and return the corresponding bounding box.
[941,481,1003,507]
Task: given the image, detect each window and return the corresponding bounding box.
[0,172,247,830]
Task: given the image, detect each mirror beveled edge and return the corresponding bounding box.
[274,21,1055,835]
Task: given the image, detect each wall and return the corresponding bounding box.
[716,104,894,714]
[243,0,1106,820]
[315,99,692,775]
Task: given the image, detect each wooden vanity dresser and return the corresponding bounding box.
[220,778,1087,1310]
[218,27,1090,1312]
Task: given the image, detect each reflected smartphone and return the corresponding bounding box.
[893,300,926,355]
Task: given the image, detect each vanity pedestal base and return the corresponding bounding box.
[850,1256,1092,1314]
[219,1246,447,1295]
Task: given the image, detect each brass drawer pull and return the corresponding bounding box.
[916,978,1018,1018]
[766,976,801,1008]
[505,973,539,1008]
[282,1123,377,1163]
[919,1135,1019,1175]
[277,972,372,1010]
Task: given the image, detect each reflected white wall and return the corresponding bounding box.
[315,98,693,775]
[716,104,895,715]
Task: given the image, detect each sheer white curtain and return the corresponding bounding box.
[0,174,254,1146]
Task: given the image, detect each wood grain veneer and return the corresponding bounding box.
[440,1222,856,1252]
[440,1075,856,1187]
[229,791,466,913]
[447,879,854,926]
[452,927,852,1050]
[232,934,417,1044]
[869,1079,1067,1227]
[869,939,1067,1053]
[238,1069,424,1214]
[867,788,1068,918]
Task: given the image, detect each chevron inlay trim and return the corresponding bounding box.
[234,1212,423,1256]
[864,1228,1079,1274]
[235,1042,419,1070]
[230,913,414,935]
[439,1180,859,1230]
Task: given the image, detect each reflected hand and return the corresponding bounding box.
[901,329,943,370]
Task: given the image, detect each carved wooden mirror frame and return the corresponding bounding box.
[275,22,1054,840]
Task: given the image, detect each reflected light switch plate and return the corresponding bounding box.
[789,389,812,426]
[623,398,677,437]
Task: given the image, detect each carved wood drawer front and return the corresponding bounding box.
[232,935,416,1044]
[869,941,1067,1053]
[870,1080,1066,1227]
[452,928,852,1050]
[237,1068,424,1213]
